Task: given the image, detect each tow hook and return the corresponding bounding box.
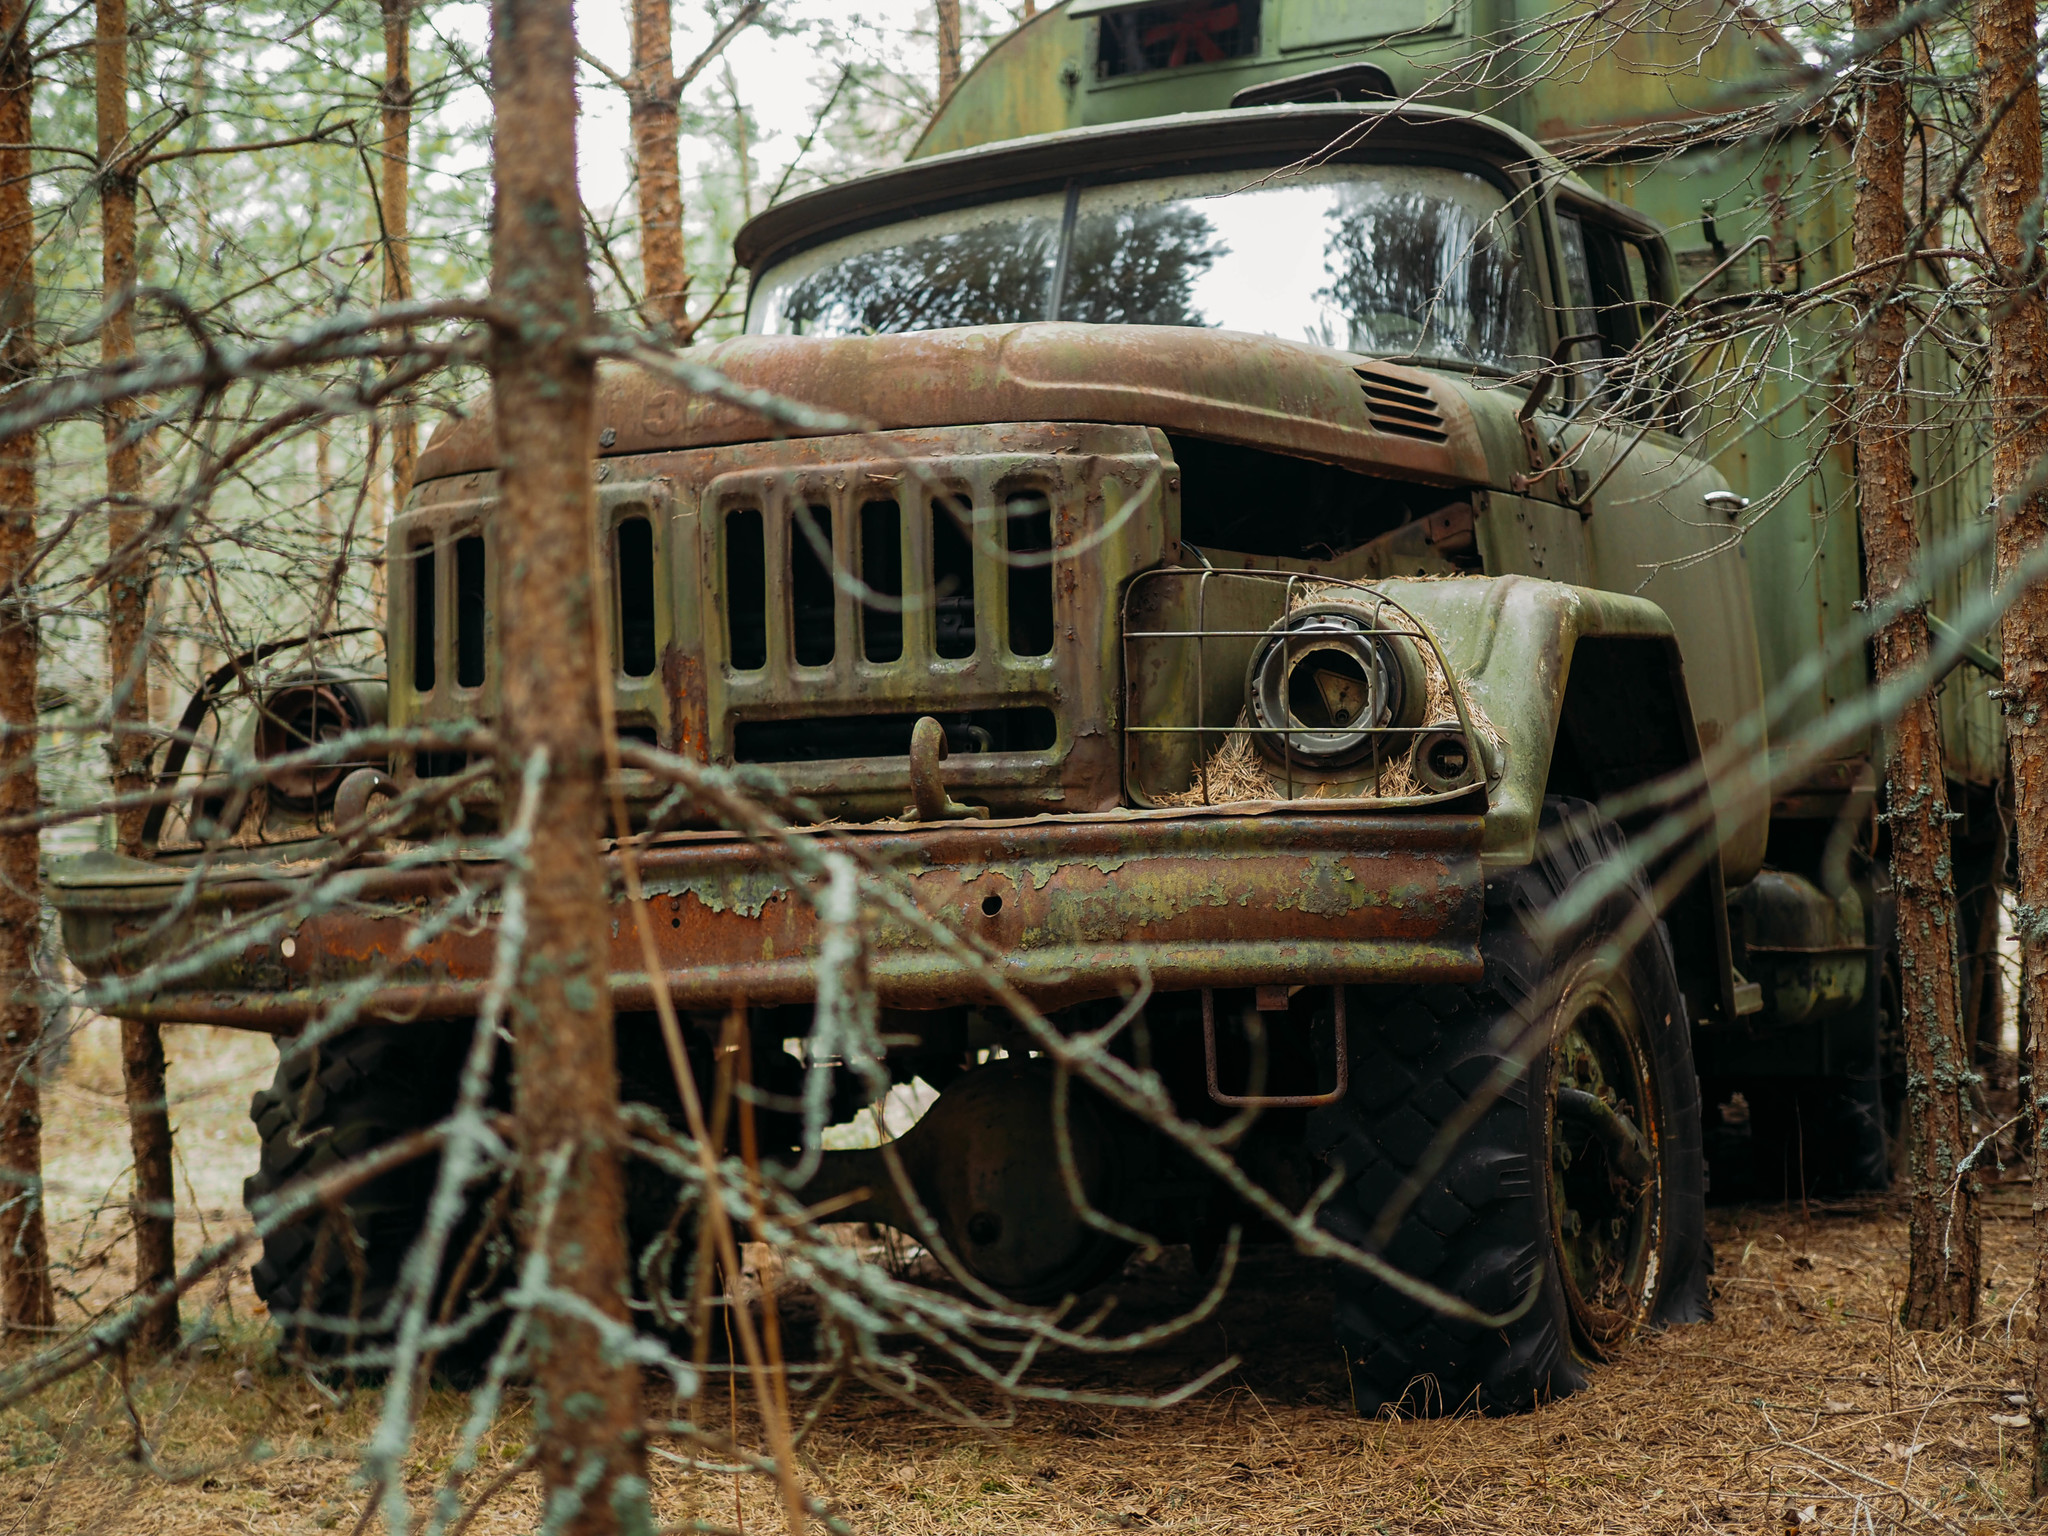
[904,716,989,823]
[335,767,397,830]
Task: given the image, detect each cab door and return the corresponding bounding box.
[1549,201,1769,886]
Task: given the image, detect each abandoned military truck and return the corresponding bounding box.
[51,0,2005,1416]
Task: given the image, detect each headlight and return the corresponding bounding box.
[1410,727,1477,792]
[254,677,386,813]
[1246,604,1424,767]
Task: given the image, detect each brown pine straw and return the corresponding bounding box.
[7,1162,2041,1533]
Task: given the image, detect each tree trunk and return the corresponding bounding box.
[0,0,54,1338]
[724,63,752,222]
[489,1,646,1530]
[380,0,415,513]
[1971,0,2048,1487]
[630,0,688,335]
[936,0,962,102]
[98,0,178,1359]
[118,1014,175,1341]
[1853,0,1978,1331]
[2020,985,2034,1160]
[97,0,147,855]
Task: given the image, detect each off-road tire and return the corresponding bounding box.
[1309,797,1711,1415]
[245,1018,808,1370]
[245,1023,504,1371]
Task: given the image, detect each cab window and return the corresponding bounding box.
[1557,211,1670,425]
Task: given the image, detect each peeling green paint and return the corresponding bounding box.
[639,868,790,920]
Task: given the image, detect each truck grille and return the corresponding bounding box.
[390,424,1164,823]
[691,424,1167,819]
[713,484,1057,759]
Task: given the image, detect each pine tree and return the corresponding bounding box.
[0,0,53,1338]
[1853,0,1980,1330]
[97,0,178,1358]
[490,0,646,1526]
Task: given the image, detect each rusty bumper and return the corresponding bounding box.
[50,812,1485,1030]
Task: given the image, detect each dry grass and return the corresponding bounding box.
[38,1015,277,1319]
[3,1025,2040,1534]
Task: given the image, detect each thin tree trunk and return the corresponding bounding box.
[0,0,54,1337]
[98,0,147,854]
[489,1,645,1529]
[380,0,415,514]
[315,425,333,540]
[1971,0,2048,1488]
[1853,0,1978,1331]
[2020,983,2034,1159]
[630,0,688,335]
[97,0,177,1358]
[936,0,961,102]
[724,63,752,222]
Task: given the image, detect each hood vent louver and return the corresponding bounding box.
[1355,366,1449,443]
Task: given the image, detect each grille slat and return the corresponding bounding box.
[1006,491,1054,657]
[930,494,977,660]
[1355,366,1450,443]
[724,507,767,671]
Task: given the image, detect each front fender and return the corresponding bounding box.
[1386,573,1742,1026]
[1380,575,1697,867]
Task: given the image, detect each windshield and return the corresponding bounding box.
[748,164,1544,372]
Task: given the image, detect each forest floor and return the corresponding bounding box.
[0,1017,2039,1535]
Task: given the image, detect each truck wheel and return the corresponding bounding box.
[245,1024,509,1373]
[1309,797,1710,1415]
[246,1019,794,1369]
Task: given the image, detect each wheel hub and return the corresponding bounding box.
[1549,996,1660,1354]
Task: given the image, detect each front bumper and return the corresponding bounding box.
[50,811,1485,1030]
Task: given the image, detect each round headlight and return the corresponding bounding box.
[1246,604,1424,768]
[255,677,384,813]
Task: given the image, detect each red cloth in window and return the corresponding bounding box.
[1141,4,1241,69]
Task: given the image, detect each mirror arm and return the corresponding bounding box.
[1517,332,1605,424]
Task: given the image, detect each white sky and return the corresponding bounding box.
[431,1,951,226]
[578,1,942,210]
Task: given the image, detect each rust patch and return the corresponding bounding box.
[663,644,709,760]
[78,813,1486,1027]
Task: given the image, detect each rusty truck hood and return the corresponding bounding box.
[414,324,1491,488]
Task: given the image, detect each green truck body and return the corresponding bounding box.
[48,1,1999,1411]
